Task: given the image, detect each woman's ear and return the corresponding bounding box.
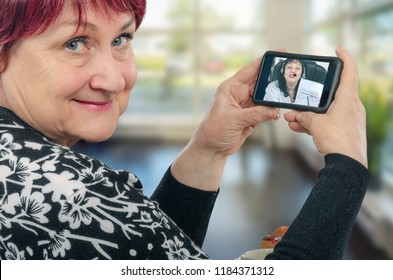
[0,45,9,74]
[0,47,5,73]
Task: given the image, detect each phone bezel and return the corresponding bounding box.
[252,51,343,113]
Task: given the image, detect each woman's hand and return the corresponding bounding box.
[284,46,368,167]
[171,58,279,191]
[191,58,280,156]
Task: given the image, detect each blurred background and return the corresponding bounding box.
[75,0,393,259]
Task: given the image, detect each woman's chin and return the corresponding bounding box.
[85,134,113,143]
[80,127,116,144]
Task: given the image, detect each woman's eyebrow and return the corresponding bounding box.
[121,19,135,31]
[57,18,135,32]
[57,21,98,31]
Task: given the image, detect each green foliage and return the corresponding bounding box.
[136,56,166,70]
[167,33,191,54]
[360,80,393,174]
[223,54,253,70]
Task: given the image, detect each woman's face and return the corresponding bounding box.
[0,4,137,146]
[283,60,302,84]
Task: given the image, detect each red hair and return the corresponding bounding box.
[0,0,146,68]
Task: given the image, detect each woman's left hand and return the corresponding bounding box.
[171,58,279,191]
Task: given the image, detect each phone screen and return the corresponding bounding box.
[253,51,342,113]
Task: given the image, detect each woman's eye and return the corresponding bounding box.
[64,38,88,52]
[112,34,133,47]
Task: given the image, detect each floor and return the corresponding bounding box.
[74,139,390,260]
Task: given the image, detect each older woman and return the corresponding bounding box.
[0,0,368,260]
[264,58,305,104]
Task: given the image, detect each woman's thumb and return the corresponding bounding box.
[295,111,315,131]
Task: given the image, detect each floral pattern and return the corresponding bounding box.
[0,108,209,260]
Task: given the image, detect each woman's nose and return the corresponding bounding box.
[89,51,126,93]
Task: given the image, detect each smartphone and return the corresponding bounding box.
[252,51,343,113]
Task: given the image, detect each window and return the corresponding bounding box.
[308,0,393,182]
[307,0,393,79]
[124,0,265,121]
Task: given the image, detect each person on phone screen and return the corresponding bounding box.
[264,58,305,104]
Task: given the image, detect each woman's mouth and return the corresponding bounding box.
[73,99,113,111]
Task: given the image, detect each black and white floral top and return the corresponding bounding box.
[0,107,218,260]
[0,106,371,260]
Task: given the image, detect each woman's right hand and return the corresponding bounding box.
[284,46,368,168]
[170,57,280,191]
